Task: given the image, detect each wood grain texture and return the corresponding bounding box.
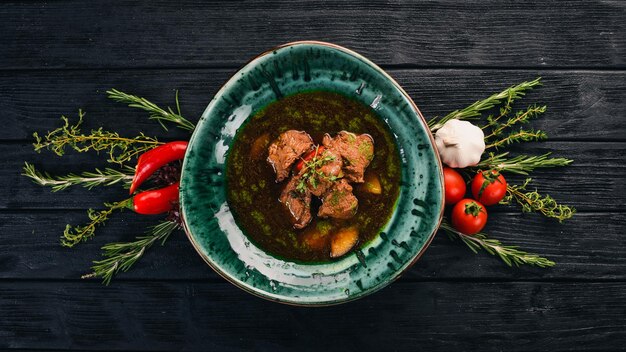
[1,281,625,351]
[0,1,624,69]
[1,69,624,141]
[7,141,625,210]
[0,211,624,281]
[2,1,626,350]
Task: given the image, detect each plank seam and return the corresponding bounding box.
[1,278,625,284]
[0,65,625,73]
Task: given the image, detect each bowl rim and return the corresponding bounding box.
[180,40,445,306]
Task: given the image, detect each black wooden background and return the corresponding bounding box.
[1,1,625,351]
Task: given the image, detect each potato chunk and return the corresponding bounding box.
[330,226,359,258]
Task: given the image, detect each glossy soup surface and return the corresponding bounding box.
[226,91,401,263]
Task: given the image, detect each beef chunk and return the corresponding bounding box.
[318,179,358,219]
[267,130,314,182]
[279,174,312,229]
[306,148,343,197]
[272,130,374,228]
[322,131,374,183]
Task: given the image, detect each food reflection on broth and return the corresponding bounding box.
[226,91,401,263]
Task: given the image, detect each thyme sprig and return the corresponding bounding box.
[22,162,134,192]
[82,220,180,285]
[62,199,131,248]
[441,221,555,268]
[429,77,542,131]
[484,105,547,149]
[107,89,195,132]
[486,128,548,149]
[484,104,546,138]
[296,147,338,193]
[474,152,573,175]
[33,109,163,165]
[502,178,575,222]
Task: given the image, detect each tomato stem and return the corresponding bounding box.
[464,201,484,217]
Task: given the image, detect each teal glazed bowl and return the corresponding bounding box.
[180,41,444,305]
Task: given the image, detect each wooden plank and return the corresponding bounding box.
[0,210,212,282]
[0,211,624,281]
[1,281,625,350]
[0,69,624,141]
[0,1,624,69]
[6,141,625,211]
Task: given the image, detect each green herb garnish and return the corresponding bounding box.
[296,146,338,193]
[33,109,163,165]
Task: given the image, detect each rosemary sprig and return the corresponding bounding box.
[22,162,134,192]
[107,89,195,132]
[82,220,180,285]
[475,152,573,175]
[62,199,131,248]
[501,178,575,222]
[429,77,542,131]
[441,220,555,267]
[33,109,163,165]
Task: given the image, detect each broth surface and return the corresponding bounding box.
[226,91,401,262]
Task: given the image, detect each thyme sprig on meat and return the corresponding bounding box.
[296,146,338,193]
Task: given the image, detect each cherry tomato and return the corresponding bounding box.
[451,199,488,235]
[471,170,507,206]
[443,167,466,205]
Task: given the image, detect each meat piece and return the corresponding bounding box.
[279,174,312,229]
[318,179,358,220]
[322,131,374,183]
[306,148,343,197]
[267,130,314,182]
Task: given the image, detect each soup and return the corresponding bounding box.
[226,91,401,263]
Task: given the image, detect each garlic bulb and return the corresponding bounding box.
[434,120,485,168]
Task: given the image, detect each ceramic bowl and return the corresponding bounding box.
[180,41,444,305]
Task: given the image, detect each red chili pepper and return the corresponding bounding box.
[129,182,180,215]
[295,146,325,172]
[129,141,188,194]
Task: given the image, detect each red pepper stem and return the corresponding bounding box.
[121,198,134,211]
